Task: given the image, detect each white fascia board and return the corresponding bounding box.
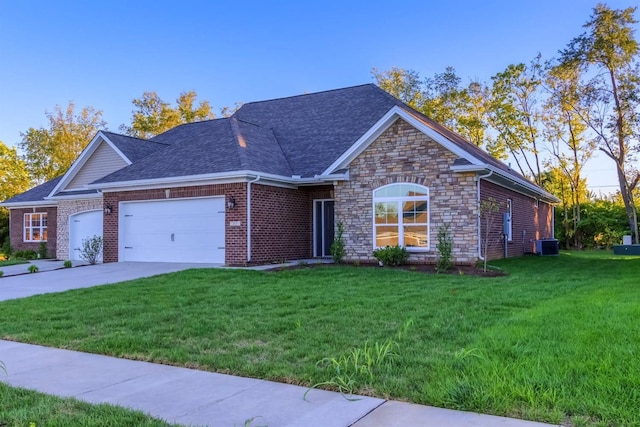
[47,192,102,201]
[322,106,484,175]
[0,201,58,209]
[47,132,132,198]
[91,170,333,193]
[452,164,559,203]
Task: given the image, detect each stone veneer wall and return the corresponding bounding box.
[9,206,58,258]
[335,119,478,264]
[56,198,103,260]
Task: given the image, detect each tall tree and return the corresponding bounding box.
[559,4,640,243]
[0,141,32,247]
[371,67,424,108]
[486,57,545,183]
[121,91,215,138]
[543,62,595,247]
[19,102,107,184]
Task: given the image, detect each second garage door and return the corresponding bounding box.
[120,197,225,263]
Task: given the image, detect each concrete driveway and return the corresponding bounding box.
[0,261,221,302]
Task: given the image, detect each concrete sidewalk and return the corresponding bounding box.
[0,340,557,427]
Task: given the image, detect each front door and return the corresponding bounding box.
[314,199,335,257]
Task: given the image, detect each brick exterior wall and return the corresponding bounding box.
[335,119,478,265]
[9,207,58,258]
[103,183,246,264]
[480,180,554,260]
[250,184,333,264]
[56,198,103,260]
[102,182,334,265]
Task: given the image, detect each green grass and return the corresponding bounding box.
[0,383,175,426]
[0,251,639,426]
[0,259,27,267]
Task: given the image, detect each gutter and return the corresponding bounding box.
[246,175,261,263]
[477,170,494,261]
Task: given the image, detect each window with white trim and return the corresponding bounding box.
[24,212,48,242]
[373,183,429,250]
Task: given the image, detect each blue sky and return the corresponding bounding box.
[1,0,637,193]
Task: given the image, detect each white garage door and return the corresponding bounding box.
[120,197,225,263]
[70,210,103,261]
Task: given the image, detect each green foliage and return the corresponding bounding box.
[19,102,106,183]
[120,91,216,139]
[63,260,72,268]
[436,223,453,273]
[79,235,103,265]
[28,264,38,273]
[373,245,409,266]
[329,222,346,264]
[0,270,3,278]
[555,199,631,249]
[14,250,37,260]
[38,241,48,259]
[1,237,12,259]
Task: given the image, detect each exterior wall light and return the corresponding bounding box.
[104,204,113,215]
[227,196,236,210]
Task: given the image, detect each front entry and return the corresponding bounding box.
[314,199,335,257]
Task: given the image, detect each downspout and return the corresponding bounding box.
[246,175,261,263]
[477,170,494,261]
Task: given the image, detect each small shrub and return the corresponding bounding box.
[0,270,3,278]
[330,222,346,264]
[14,250,37,260]
[373,245,409,266]
[436,223,453,273]
[28,264,38,273]
[38,241,48,259]
[63,260,72,268]
[1,239,12,259]
[79,235,103,265]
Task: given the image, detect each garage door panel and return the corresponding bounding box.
[70,210,103,261]
[120,198,225,263]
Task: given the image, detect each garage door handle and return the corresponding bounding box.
[171,233,175,242]
[125,246,133,249]
[218,247,225,249]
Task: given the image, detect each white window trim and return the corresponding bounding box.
[24,212,48,242]
[372,184,430,251]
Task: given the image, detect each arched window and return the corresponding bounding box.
[373,183,429,250]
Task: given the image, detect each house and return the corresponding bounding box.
[1,84,558,265]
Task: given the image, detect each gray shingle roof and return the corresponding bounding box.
[2,176,62,204]
[102,131,168,163]
[8,84,548,200]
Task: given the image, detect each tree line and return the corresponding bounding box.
[374,3,640,247]
[0,91,237,248]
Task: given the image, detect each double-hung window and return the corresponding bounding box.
[373,183,429,250]
[24,212,48,242]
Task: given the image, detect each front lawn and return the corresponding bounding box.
[0,383,175,426]
[0,252,638,426]
[0,260,27,267]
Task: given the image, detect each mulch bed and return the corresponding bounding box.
[269,262,506,277]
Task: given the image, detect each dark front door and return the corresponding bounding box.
[314,200,335,257]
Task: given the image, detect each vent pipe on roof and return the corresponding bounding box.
[246,175,261,263]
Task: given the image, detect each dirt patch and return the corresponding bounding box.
[269,262,506,277]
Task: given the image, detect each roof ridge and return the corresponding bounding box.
[102,130,171,147]
[236,84,376,108]
[150,117,228,139]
